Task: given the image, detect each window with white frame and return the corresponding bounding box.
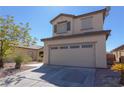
[54,21,71,33]
[57,22,67,33]
[81,17,93,30]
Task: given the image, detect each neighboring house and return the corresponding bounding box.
[15,45,44,62]
[111,44,124,62]
[42,8,111,68]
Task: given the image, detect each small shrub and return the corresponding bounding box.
[111,63,124,85]
[14,55,23,64]
[14,55,23,69]
[111,63,124,72]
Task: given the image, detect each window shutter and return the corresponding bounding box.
[81,17,92,30]
[67,22,71,31]
[54,25,57,33]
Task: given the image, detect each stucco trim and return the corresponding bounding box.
[41,30,111,41]
[48,41,97,46]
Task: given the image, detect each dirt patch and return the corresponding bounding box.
[94,68,122,87]
[0,63,35,79]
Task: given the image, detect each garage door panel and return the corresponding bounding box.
[49,43,95,67]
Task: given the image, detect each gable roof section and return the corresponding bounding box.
[41,30,111,41]
[50,13,74,23]
[50,8,107,23]
[111,44,124,52]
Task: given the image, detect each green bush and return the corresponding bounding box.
[14,54,32,69]
[14,55,23,64]
[4,52,32,63]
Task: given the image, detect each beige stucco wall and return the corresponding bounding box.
[112,50,124,62]
[14,47,43,61]
[43,34,107,68]
[14,47,38,61]
[52,12,104,37]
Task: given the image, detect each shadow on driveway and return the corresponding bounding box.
[0,64,121,87]
[32,65,95,87]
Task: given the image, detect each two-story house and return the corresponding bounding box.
[42,8,111,68]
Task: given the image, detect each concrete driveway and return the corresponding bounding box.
[0,64,96,87]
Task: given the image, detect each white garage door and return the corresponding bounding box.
[49,43,95,67]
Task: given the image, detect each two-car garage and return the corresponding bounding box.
[49,43,96,67]
[42,32,109,68]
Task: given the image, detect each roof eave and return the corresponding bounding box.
[50,8,107,24]
[50,14,75,24]
[111,45,124,52]
[41,30,111,41]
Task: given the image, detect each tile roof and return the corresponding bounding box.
[111,44,124,52]
[17,45,43,50]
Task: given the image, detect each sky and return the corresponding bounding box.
[0,6,123,52]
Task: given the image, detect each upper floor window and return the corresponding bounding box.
[81,17,93,30]
[54,21,71,34]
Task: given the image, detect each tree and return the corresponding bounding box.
[0,16,36,68]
